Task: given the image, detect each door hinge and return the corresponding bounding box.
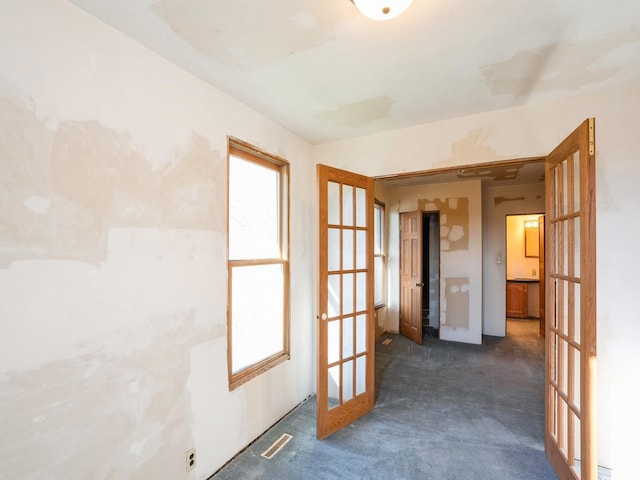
[588,118,595,155]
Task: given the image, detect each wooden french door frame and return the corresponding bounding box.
[545,118,597,480]
[539,214,546,336]
[317,164,375,439]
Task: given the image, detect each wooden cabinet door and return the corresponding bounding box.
[506,282,528,318]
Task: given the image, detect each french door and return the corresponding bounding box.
[539,214,546,336]
[317,165,375,439]
[545,119,597,479]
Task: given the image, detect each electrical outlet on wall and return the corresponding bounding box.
[186,448,196,472]
[532,268,537,276]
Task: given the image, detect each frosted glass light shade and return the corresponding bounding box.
[353,0,414,21]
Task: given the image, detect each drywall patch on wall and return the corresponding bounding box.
[51,122,224,232]
[442,277,470,330]
[458,164,522,183]
[494,195,525,206]
[23,195,52,214]
[418,197,469,251]
[0,310,208,479]
[151,0,351,69]
[314,96,395,128]
[481,28,640,98]
[440,129,507,167]
[0,97,224,267]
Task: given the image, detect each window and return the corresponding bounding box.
[374,201,385,307]
[227,138,290,390]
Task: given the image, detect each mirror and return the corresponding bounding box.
[524,220,539,257]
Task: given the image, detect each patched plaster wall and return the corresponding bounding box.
[386,180,483,345]
[0,1,314,478]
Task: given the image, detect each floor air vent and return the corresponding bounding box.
[261,433,293,460]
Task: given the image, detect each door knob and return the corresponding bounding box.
[415,282,424,287]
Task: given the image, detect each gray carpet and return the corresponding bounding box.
[211,319,558,479]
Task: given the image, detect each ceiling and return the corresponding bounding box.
[68,0,640,147]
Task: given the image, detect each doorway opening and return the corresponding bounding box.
[505,213,544,337]
[320,118,596,479]
[422,212,440,339]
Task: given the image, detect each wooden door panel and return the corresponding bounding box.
[399,211,422,344]
[506,282,528,318]
[545,119,596,480]
[317,164,375,440]
[539,215,546,336]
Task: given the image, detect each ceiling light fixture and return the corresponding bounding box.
[351,0,414,21]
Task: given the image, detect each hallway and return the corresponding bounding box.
[211,319,556,479]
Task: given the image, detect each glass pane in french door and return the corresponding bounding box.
[325,181,368,410]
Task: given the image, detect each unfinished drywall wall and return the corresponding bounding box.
[0,1,314,479]
[482,186,544,336]
[386,180,483,345]
[313,81,640,473]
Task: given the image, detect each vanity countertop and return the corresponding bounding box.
[507,277,540,282]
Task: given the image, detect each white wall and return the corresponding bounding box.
[386,180,483,345]
[313,80,640,474]
[0,1,314,479]
[483,186,544,336]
